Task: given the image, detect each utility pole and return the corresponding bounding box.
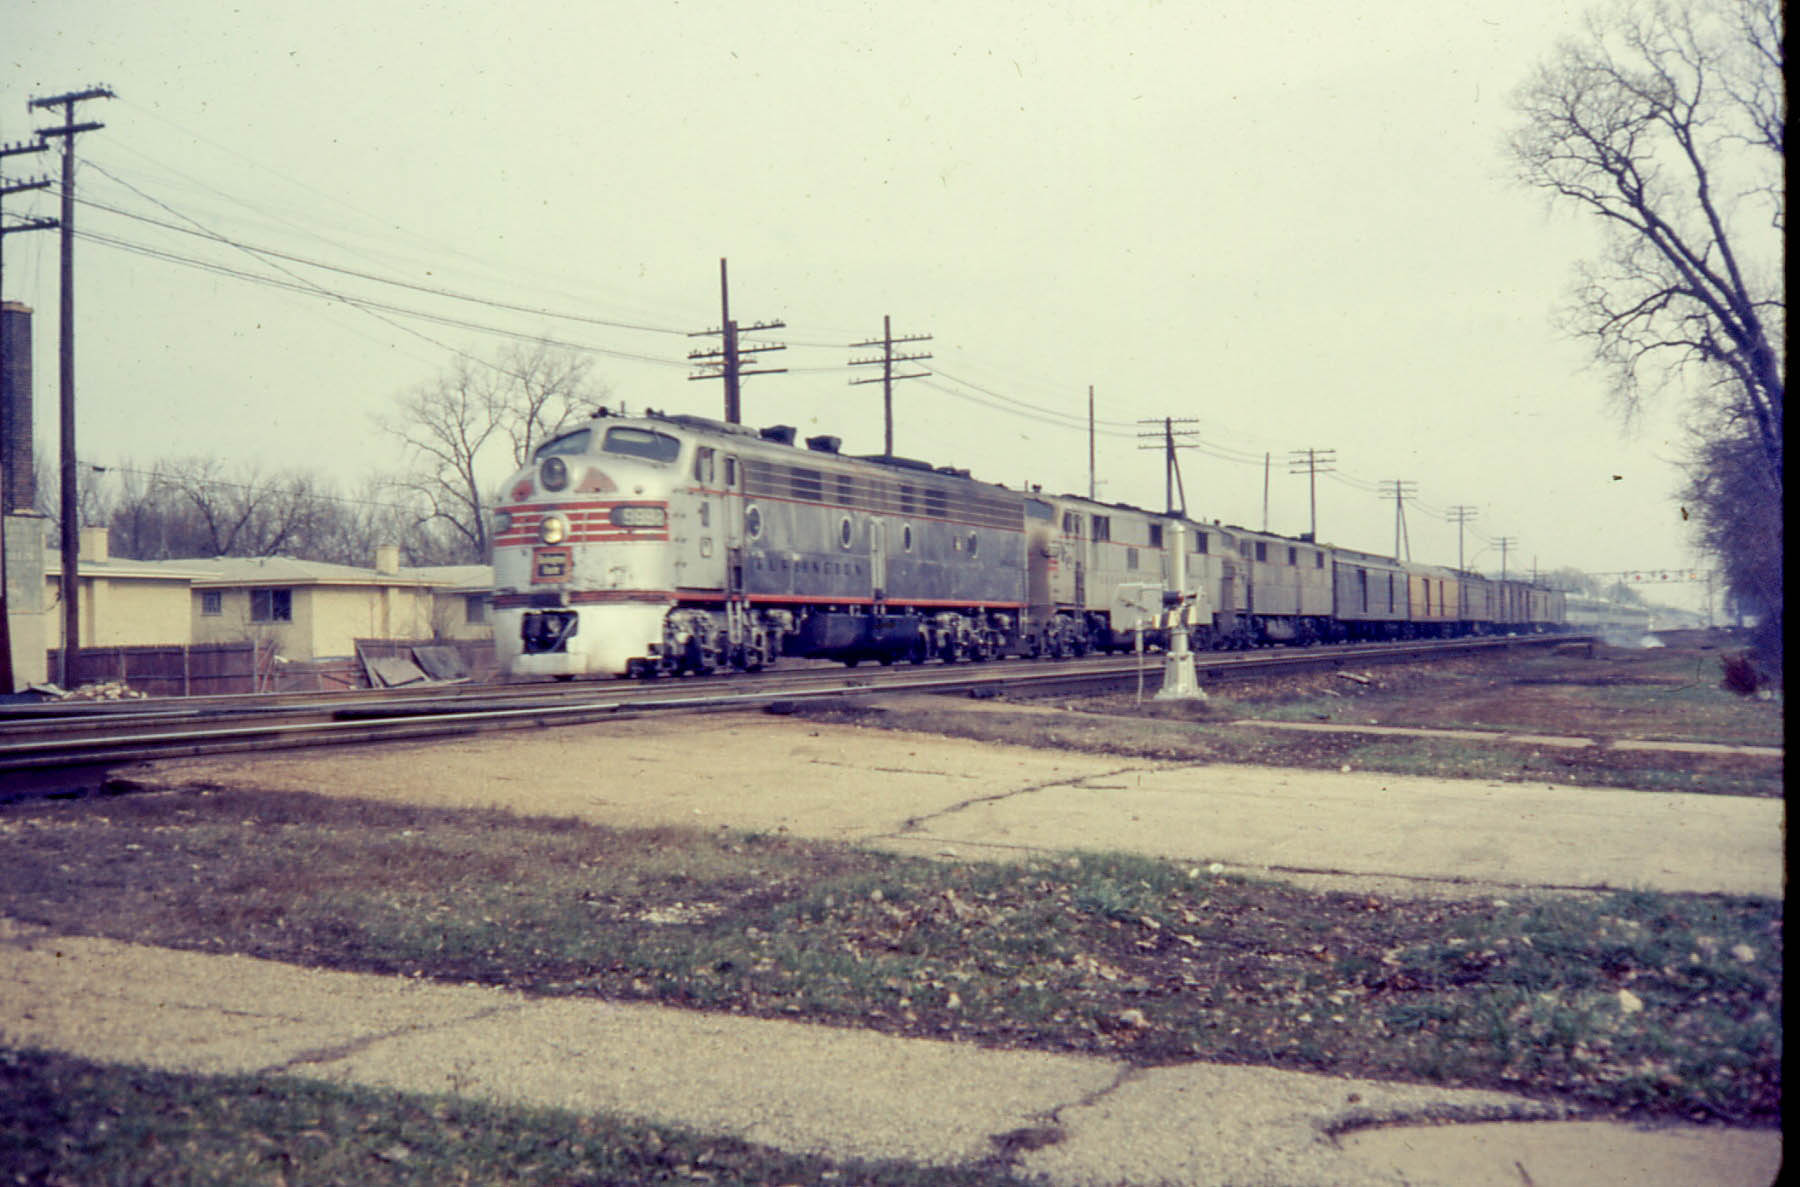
[1446,504,1479,571]
[1087,385,1095,500]
[1287,447,1335,542]
[30,85,111,689]
[848,315,931,455]
[1261,452,1269,531]
[0,137,58,694]
[687,258,784,424]
[1494,536,1517,581]
[1379,479,1417,561]
[1136,417,1197,515]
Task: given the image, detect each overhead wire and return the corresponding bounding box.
[75,227,691,368]
[59,151,1536,548]
[70,191,694,336]
[73,163,692,377]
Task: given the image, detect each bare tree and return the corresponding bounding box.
[377,341,604,561]
[31,449,112,538]
[1510,0,1784,645]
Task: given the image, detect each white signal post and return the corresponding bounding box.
[1155,521,1204,701]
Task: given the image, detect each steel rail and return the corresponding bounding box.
[0,635,1583,777]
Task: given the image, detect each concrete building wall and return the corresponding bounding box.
[190,588,283,652]
[431,591,494,642]
[41,573,194,649]
[306,585,439,659]
[4,512,49,690]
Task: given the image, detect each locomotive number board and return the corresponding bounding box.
[533,546,573,583]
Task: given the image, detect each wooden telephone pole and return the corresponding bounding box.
[1287,447,1336,542]
[848,315,931,455]
[687,258,784,424]
[1379,479,1417,561]
[1136,417,1198,516]
[29,85,111,688]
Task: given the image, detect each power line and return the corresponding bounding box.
[70,186,693,336]
[73,226,691,368]
[19,156,1567,559]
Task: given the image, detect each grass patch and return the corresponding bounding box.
[1,788,1781,1124]
[1239,646,1784,748]
[799,699,1783,798]
[0,1047,1032,1186]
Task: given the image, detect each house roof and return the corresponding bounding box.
[43,556,215,583]
[404,564,494,592]
[186,556,438,589]
[47,552,495,592]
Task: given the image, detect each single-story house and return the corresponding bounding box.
[37,528,496,665]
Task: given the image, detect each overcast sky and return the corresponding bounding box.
[3,0,1721,608]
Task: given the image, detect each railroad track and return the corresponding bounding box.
[0,635,1582,783]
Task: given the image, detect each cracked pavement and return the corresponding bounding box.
[1,923,1561,1186]
[27,710,1786,1184]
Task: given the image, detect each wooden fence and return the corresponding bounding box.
[45,637,501,697]
[45,641,279,696]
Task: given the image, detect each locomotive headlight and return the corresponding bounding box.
[610,504,668,529]
[541,456,569,491]
[539,514,569,544]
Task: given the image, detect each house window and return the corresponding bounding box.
[1091,515,1111,542]
[1287,546,1298,566]
[1255,542,1268,562]
[1148,524,1164,549]
[1126,547,1139,570]
[1315,551,1324,569]
[464,595,487,624]
[250,588,292,622]
[200,590,222,616]
[1193,532,1209,554]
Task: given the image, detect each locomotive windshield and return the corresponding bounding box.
[601,426,681,463]
[534,429,592,459]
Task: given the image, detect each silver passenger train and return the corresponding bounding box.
[491,409,1566,678]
